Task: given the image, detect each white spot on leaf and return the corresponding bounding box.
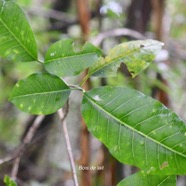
[50,53,55,57]
[93,95,101,101]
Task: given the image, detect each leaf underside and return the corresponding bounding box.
[117,172,176,186]
[88,39,164,78]
[9,73,70,115]
[44,39,102,77]
[82,86,186,175]
[0,0,38,62]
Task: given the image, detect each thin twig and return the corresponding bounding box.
[58,103,79,186]
[22,115,45,146]
[10,115,45,180]
[0,115,45,180]
[0,155,16,165]
[25,7,76,23]
[11,157,21,179]
[91,28,146,46]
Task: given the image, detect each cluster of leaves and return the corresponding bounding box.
[1,1,186,185]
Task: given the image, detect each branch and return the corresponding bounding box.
[91,28,146,46]
[11,157,20,180]
[25,7,76,23]
[10,115,45,180]
[0,155,15,165]
[58,103,79,186]
[22,115,45,145]
[0,115,45,180]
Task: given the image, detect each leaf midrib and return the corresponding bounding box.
[84,93,186,158]
[44,51,100,63]
[0,6,37,61]
[10,89,70,100]
[88,43,156,76]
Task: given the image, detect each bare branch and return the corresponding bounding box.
[11,157,21,180]
[0,155,16,165]
[58,103,79,186]
[91,28,146,46]
[0,115,45,181]
[10,115,45,180]
[22,115,45,145]
[25,7,76,23]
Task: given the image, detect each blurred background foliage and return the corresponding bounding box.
[0,0,186,185]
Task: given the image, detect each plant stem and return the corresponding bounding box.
[37,59,44,64]
[68,84,84,92]
[58,107,79,186]
[79,74,89,87]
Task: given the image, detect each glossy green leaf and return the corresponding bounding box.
[4,175,17,186]
[9,73,70,115]
[88,40,163,78]
[0,0,38,62]
[117,172,176,186]
[44,39,102,77]
[82,86,186,174]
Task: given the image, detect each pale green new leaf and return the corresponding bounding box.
[0,0,38,62]
[82,86,186,174]
[44,39,102,77]
[88,40,163,78]
[117,172,176,186]
[9,73,70,115]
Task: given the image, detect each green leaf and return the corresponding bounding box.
[0,0,38,62]
[82,86,186,174]
[9,73,70,115]
[88,40,163,78]
[4,175,17,186]
[117,172,176,186]
[44,39,102,77]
